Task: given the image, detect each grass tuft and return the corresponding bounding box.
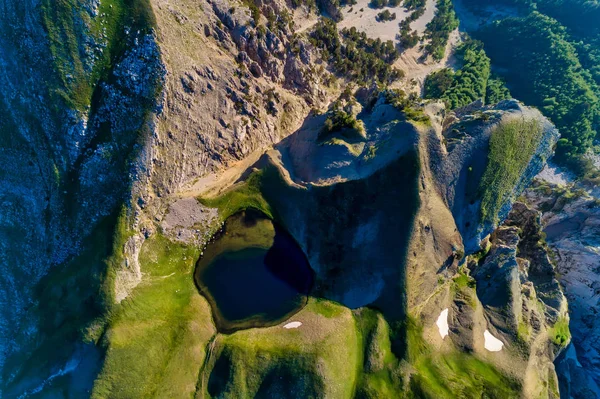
[549,316,570,346]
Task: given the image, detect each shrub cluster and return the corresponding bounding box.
[320,99,364,140]
[424,0,459,60]
[310,20,404,84]
[376,10,397,22]
[398,0,426,49]
[424,40,510,109]
[383,89,429,123]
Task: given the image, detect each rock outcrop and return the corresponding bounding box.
[468,202,567,398]
[429,99,560,253]
[524,179,600,396]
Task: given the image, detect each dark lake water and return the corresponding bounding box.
[194,210,313,333]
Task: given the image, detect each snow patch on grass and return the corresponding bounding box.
[436,308,449,339]
[283,321,302,329]
[484,330,504,352]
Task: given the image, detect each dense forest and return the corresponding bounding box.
[461,0,600,173]
[424,39,510,109]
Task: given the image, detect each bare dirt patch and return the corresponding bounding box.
[160,197,219,244]
[337,0,437,42]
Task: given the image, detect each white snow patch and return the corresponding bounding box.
[484,330,504,352]
[283,321,302,329]
[436,308,449,339]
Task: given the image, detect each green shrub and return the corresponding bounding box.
[424,68,455,99]
[377,10,397,22]
[424,40,511,108]
[370,0,388,8]
[383,89,429,123]
[310,20,404,84]
[424,0,459,61]
[550,317,570,346]
[320,106,365,140]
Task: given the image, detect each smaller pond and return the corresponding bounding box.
[194,209,313,333]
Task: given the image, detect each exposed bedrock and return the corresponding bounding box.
[524,180,600,395]
[429,99,560,254]
[0,1,166,393]
[468,202,567,398]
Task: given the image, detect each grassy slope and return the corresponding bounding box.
[198,172,274,221]
[201,299,361,399]
[353,308,402,398]
[479,118,543,225]
[91,234,215,398]
[406,318,521,399]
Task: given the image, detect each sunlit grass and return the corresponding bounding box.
[91,233,215,398]
[479,118,543,225]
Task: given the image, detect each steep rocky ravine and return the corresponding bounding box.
[0,0,597,397]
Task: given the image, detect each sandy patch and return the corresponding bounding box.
[182,147,266,197]
[283,321,303,329]
[436,308,449,339]
[412,0,437,34]
[536,161,574,186]
[394,29,460,93]
[337,0,412,43]
[337,0,437,43]
[484,330,504,352]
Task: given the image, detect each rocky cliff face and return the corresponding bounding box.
[0,8,165,395]
[524,179,600,397]
[469,202,567,398]
[244,93,564,396]
[429,99,560,253]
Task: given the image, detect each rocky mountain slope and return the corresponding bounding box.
[0,0,596,397]
[524,179,600,397]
